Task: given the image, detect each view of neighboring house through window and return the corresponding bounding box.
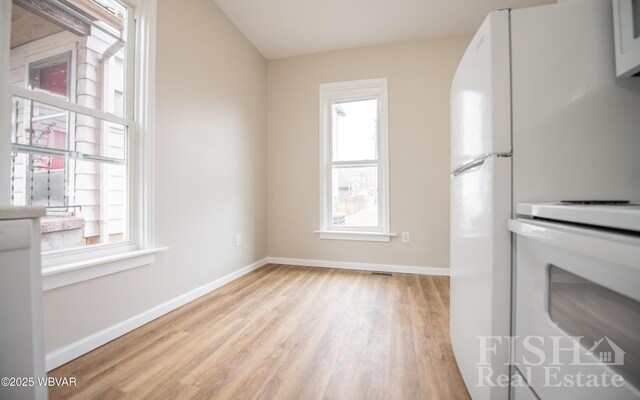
[319,79,390,237]
[332,99,379,227]
[13,53,72,211]
[9,0,132,252]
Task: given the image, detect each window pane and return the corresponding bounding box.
[332,99,378,161]
[10,96,128,252]
[11,152,127,252]
[331,166,378,227]
[10,0,129,116]
[11,98,69,150]
[12,97,127,161]
[10,153,67,208]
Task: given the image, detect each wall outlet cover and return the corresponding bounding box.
[401,231,410,242]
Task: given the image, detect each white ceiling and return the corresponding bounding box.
[213,0,556,60]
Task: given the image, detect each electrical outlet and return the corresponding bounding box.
[401,231,410,243]
[235,233,242,246]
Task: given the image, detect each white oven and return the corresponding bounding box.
[509,203,640,399]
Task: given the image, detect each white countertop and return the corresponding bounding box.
[0,207,46,220]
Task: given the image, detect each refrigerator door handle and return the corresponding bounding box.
[451,152,511,177]
[452,158,486,176]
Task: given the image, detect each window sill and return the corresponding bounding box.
[42,247,169,291]
[314,230,397,242]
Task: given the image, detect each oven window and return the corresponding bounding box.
[548,265,640,389]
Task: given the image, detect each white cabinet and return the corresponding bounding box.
[0,208,47,400]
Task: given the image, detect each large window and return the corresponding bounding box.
[1,0,157,289]
[318,78,390,241]
[8,0,134,253]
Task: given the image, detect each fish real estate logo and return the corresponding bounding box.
[475,335,627,388]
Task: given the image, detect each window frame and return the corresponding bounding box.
[318,78,391,242]
[0,0,164,287]
[10,0,135,255]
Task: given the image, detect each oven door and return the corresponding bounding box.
[509,218,640,399]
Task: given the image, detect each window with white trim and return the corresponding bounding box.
[6,0,152,256]
[318,78,390,241]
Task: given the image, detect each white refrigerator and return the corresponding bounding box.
[450,1,640,399]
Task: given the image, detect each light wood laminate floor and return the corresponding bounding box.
[49,264,470,400]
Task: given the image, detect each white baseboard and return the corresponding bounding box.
[45,257,268,371]
[266,257,450,276]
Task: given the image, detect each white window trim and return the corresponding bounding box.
[317,78,392,242]
[42,247,167,291]
[1,1,13,204]
[0,0,165,288]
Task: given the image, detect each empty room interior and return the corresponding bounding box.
[1,0,639,399]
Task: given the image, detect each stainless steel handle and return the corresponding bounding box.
[452,158,486,176]
[451,152,511,177]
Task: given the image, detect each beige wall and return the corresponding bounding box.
[267,36,471,268]
[42,0,267,352]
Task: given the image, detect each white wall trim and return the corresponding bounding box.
[45,257,268,371]
[134,0,158,250]
[266,256,450,276]
[0,1,12,206]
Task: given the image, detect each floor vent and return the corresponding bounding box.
[371,271,393,276]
